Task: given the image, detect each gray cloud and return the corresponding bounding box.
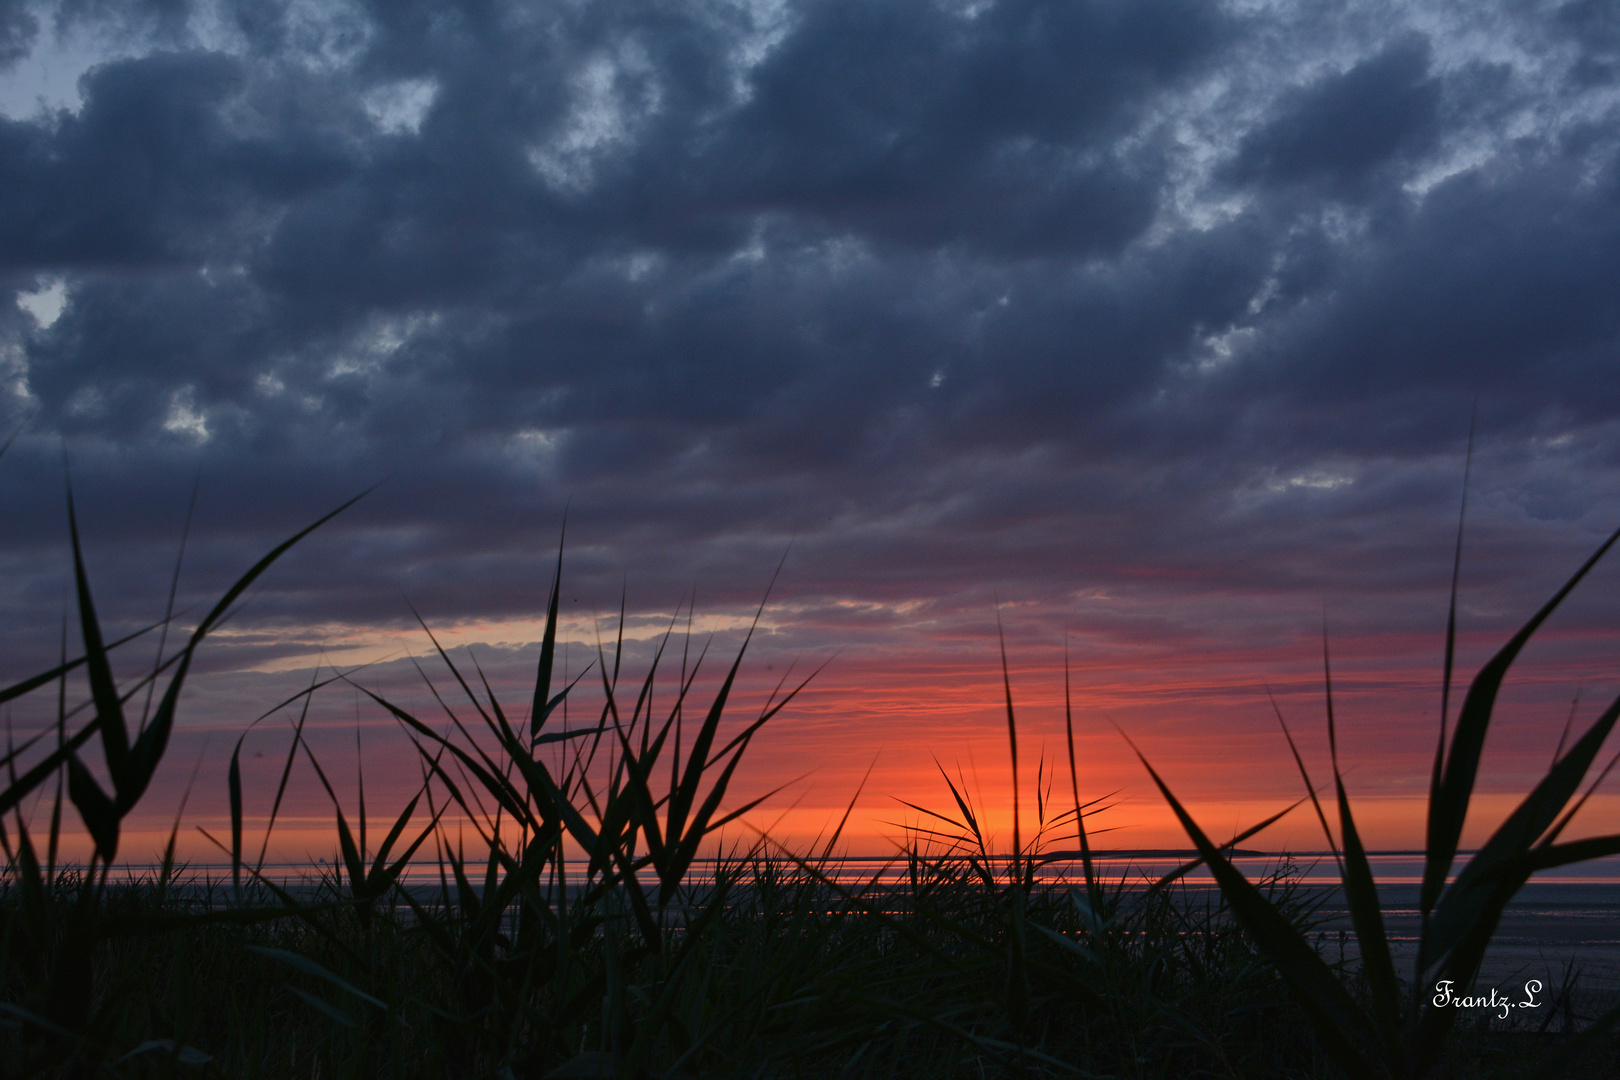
[1228,36,1441,194]
[0,0,1617,703]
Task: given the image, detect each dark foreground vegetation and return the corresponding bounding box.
[4,479,1620,1078]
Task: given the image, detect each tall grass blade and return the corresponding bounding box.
[1322,634,1402,1054]
[66,753,118,862]
[139,477,196,731]
[1422,689,1620,980]
[228,738,244,898]
[0,621,161,708]
[996,616,1030,1054]
[1062,644,1099,911]
[1422,520,1620,921]
[246,946,388,1010]
[1149,797,1306,892]
[66,486,131,796]
[0,721,100,817]
[1426,422,1472,920]
[255,668,323,876]
[1124,733,1385,1078]
[1268,687,1342,873]
[533,523,565,738]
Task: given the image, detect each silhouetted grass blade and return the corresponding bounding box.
[65,754,118,863]
[228,738,243,897]
[66,488,131,802]
[533,524,565,738]
[1422,689,1620,982]
[1324,635,1402,1056]
[1126,736,1385,1079]
[1423,520,1620,918]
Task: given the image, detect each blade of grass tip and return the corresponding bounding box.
[121,488,375,820]
[1552,685,1582,770]
[356,720,369,867]
[612,582,626,693]
[367,788,424,883]
[255,666,321,878]
[0,619,167,710]
[403,653,512,792]
[666,745,808,886]
[638,608,684,760]
[629,609,684,759]
[298,733,364,893]
[1035,750,1047,833]
[531,516,565,739]
[1425,515,1620,924]
[66,481,130,791]
[667,549,790,838]
[160,739,208,895]
[890,796,969,834]
[665,640,749,847]
[1428,418,1472,920]
[529,673,595,746]
[1426,690,1620,976]
[372,802,447,901]
[1063,641,1099,910]
[821,756,877,867]
[936,759,983,843]
[593,619,625,757]
[1268,686,1342,874]
[711,658,827,762]
[1541,748,1620,849]
[48,620,67,882]
[229,736,244,898]
[407,740,485,848]
[468,651,527,764]
[1151,795,1308,891]
[421,773,455,916]
[674,595,695,805]
[996,611,1021,881]
[192,486,377,644]
[995,611,1031,1057]
[480,809,501,903]
[1322,630,1402,1056]
[1122,726,1384,1075]
[140,477,197,732]
[408,605,503,740]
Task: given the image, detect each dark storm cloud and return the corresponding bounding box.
[1,0,1619,683]
[1227,36,1442,195]
[0,2,37,69]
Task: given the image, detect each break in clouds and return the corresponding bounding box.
[2,0,1620,680]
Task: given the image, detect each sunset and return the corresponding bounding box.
[2,0,1618,1075]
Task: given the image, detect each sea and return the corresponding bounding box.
[138,849,1620,1022]
[1045,850,1620,1023]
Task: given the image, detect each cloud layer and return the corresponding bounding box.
[2,1,1619,840]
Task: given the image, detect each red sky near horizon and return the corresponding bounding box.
[19,588,1620,868]
[4,0,1620,877]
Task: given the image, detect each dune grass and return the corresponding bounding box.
[2,491,1618,1078]
[1130,507,1620,1080]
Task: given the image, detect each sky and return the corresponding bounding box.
[2,0,1619,858]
